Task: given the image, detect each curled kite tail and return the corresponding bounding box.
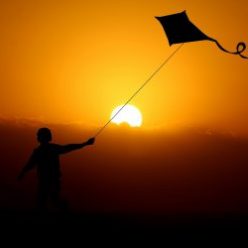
[211,38,248,59]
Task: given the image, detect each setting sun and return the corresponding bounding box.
[110,104,143,127]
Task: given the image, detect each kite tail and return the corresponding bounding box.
[212,39,248,59]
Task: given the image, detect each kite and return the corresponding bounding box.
[94,11,247,137]
[155,11,247,59]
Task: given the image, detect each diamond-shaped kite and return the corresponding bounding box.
[94,11,247,137]
[156,11,247,59]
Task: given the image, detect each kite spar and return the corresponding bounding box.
[94,10,247,137]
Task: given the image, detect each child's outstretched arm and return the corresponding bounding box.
[58,137,95,154]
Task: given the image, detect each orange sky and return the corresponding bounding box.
[0,0,248,134]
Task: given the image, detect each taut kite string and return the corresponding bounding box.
[94,43,184,137]
[94,11,247,137]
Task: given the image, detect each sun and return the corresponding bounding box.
[110,104,143,127]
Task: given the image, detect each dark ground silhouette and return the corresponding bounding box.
[0,209,247,245]
[0,120,248,242]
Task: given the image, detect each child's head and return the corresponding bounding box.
[37,127,52,143]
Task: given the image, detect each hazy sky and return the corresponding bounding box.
[1,0,247,134]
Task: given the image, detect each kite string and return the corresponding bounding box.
[94,43,184,137]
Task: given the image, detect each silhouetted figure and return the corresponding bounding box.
[17,127,95,212]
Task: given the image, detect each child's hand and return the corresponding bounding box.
[86,137,95,145]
